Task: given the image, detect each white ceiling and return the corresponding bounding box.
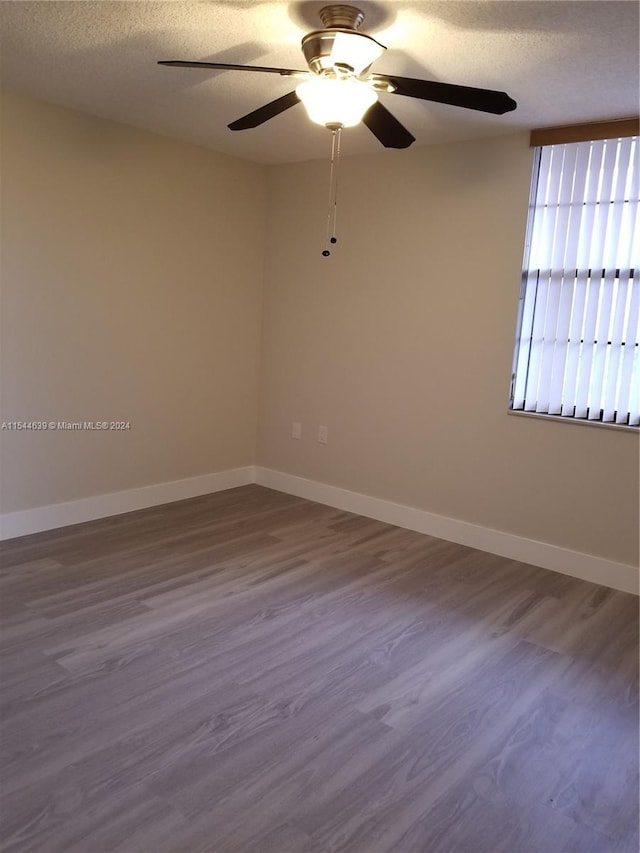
[1,1,638,164]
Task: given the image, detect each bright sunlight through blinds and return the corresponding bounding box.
[511,136,639,426]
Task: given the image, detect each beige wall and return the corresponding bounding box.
[2,92,637,569]
[258,135,640,567]
[1,91,266,512]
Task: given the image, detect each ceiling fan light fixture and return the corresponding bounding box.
[296,77,377,128]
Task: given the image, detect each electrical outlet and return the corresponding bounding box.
[292,421,301,440]
[318,424,328,444]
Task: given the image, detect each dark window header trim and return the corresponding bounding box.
[530,118,639,147]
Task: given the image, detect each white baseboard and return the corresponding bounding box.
[0,466,256,541]
[3,463,637,595]
[255,467,639,595]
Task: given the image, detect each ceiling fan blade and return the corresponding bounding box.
[374,74,517,115]
[158,60,307,77]
[228,91,301,130]
[362,101,415,149]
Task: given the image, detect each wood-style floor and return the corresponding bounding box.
[1,484,638,853]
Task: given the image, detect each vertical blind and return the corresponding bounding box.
[512,136,639,426]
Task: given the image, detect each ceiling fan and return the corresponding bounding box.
[158,3,517,150]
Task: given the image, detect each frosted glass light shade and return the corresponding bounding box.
[296,78,378,128]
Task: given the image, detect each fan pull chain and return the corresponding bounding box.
[322,126,342,257]
[332,126,341,243]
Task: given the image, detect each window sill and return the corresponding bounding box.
[507,409,639,432]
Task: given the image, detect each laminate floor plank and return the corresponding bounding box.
[1,484,637,853]
[298,641,572,850]
[160,711,399,853]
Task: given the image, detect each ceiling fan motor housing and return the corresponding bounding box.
[301,4,382,77]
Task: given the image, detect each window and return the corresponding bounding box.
[510,128,639,427]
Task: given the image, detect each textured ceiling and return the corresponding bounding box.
[0,1,638,164]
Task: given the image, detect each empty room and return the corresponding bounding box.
[1,2,639,852]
